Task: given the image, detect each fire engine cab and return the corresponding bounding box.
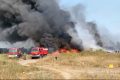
[30,47,48,58]
[8,48,22,58]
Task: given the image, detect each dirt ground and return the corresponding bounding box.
[18,57,120,79]
[18,59,70,79]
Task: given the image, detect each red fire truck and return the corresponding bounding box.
[8,48,22,58]
[30,47,48,58]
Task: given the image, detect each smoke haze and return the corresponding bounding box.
[60,3,120,50]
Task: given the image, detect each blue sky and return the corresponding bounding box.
[60,0,120,35]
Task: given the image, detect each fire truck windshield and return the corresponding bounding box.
[32,49,38,52]
[9,49,17,53]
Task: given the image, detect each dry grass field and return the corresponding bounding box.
[0,50,120,79]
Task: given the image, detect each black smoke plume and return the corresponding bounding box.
[0,0,83,50]
[1,0,118,51]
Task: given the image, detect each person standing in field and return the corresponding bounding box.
[52,50,60,60]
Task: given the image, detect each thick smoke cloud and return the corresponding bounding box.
[0,0,83,50]
[0,0,119,50]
